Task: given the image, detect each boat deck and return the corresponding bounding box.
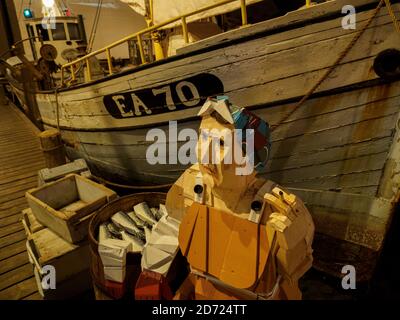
[0,100,44,300]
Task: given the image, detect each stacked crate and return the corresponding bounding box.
[22,168,117,299]
[22,208,91,299]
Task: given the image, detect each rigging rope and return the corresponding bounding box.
[87,0,103,53]
[55,87,60,130]
[270,0,390,132]
[17,0,24,21]
[384,0,400,33]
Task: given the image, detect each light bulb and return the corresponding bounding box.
[42,0,55,8]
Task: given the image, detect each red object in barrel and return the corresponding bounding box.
[104,280,126,299]
[135,270,173,300]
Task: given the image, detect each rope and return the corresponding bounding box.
[40,144,64,152]
[87,0,103,53]
[270,0,386,132]
[91,174,173,190]
[55,87,60,130]
[384,0,400,33]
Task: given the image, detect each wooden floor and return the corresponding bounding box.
[0,100,44,300]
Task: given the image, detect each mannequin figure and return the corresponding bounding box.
[136,96,314,300]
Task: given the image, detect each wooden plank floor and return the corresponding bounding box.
[0,101,45,300]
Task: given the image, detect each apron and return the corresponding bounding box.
[178,202,273,290]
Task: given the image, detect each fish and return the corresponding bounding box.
[99,223,112,242]
[111,211,145,241]
[126,211,145,228]
[151,207,163,221]
[106,222,122,239]
[159,204,169,218]
[133,202,157,226]
[121,231,144,253]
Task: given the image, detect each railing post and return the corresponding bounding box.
[181,16,189,44]
[306,0,311,7]
[137,34,146,64]
[240,0,248,26]
[86,58,92,82]
[70,65,75,81]
[61,67,64,85]
[106,48,113,75]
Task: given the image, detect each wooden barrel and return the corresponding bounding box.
[93,283,113,300]
[88,192,166,300]
[38,129,66,168]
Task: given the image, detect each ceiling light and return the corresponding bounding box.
[42,0,55,8]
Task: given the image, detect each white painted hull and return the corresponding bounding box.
[22,1,399,180]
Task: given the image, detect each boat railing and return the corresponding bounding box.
[60,0,313,86]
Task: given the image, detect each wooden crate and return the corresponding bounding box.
[25,174,117,243]
[37,159,91,186]
[26,227,90,284]
[25,223,92,299]
[21,208,45,236]
[21,207,92,299]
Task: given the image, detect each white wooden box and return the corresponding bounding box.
[26,227,90,284]
[37,159,91,186]
[23,209,92,299]
[25,174,117,243]
[21,208,46,237]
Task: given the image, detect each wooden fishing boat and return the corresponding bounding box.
[5,0,400,282]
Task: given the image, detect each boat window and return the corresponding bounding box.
[67,23,80,40]
[51,23,67,40]
[36,24,49,41]
[26,24,35,41]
